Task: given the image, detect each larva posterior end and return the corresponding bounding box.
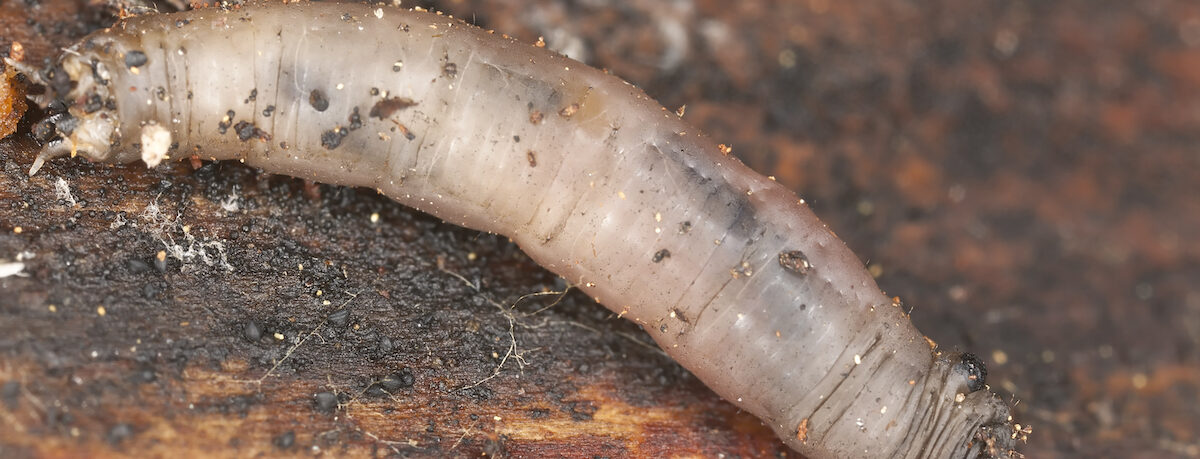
[969,417,1023,459]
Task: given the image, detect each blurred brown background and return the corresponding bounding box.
[2,0,1198,457]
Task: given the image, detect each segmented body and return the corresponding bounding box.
[34,2,1016,457]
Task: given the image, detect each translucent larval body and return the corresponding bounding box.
[30,3,1017,457]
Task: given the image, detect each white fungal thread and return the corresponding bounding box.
[21,3,1018,458]
[0,260,25,278]
[219,191,240,213]
[53,177,76,207]
[140,201,233,272]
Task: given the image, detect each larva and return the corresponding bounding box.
[17,2,1019,457]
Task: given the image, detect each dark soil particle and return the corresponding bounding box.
[272,430,295,449]
[309,89,329,112]
[313,391,337,412]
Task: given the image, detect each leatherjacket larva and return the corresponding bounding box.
[16,2,1019,457]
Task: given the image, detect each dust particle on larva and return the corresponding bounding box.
[778,250,813,275]
[124,50,148,69]
[320,128,348,149]
[395,123,415,140]
[83,94,103,113]
[529,109,544,124]
[309,89,330,112]
[233,121,269,142]
[526,150,537,167]
[217,110,235,134]
[652,249,671,263]
[368,97,417,119]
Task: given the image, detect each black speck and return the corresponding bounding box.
[233,121,269,142]
[124,50,147,69]
[377,336,394,355]
[679,221,692,234]
[652,249,671,263]
[513,135,520,142]
[374,368,414,394]
[107,423,134,445]
[136,369,156,383]
[327,309,351,328]
[320,128,348,149]
[443,62,457,77]
[243,321,262,342]
[958,353,988,392]
[141,283,158,299]
[369,87,380,96]
[347,107,362,130]
[273,430,295,449]
[89,57,109,85]
[217,110,235,134]
[309,89,329,112]
[83,94,103,113]
[262,105,275,117]
[245,88,257,103]
[313,392,337,413]
[126,258,150,273]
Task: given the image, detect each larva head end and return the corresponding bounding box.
[28,139,71,176]
[28,47,127,169]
